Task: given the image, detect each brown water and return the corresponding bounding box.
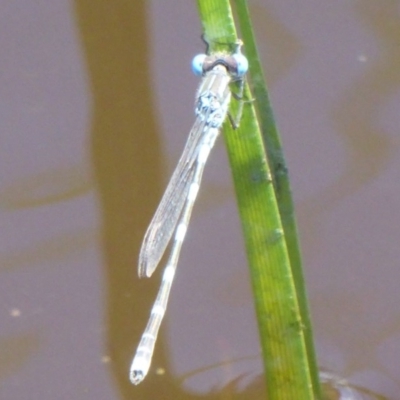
[0,1,399,399]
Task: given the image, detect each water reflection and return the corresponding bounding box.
[0,227,95,272]
[320,370,387,400]
[0,335,40,380]
[301,2,400,245]
[0,165,92,209]
[1,0,400,399]
[177,359,387,399]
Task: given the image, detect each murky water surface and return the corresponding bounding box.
[1,1,399,399]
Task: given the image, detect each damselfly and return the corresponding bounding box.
[130,40,249,385]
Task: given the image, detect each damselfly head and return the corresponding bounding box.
[191,42,248,78]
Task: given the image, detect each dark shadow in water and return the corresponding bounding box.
[72,1,206,399]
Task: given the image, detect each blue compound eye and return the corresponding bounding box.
[191,54,207,76]
[232,52,248,77]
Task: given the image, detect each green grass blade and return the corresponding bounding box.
[233,1,322,398]
[196,0,318,398]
